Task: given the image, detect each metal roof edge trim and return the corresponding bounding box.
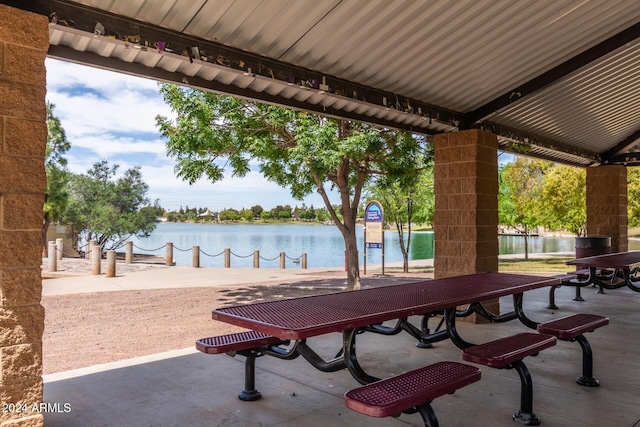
[23,0,466,131]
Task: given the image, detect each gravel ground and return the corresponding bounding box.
[41,261,433,374]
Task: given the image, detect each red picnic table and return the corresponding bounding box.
[566,251,640,292]
[212,272,564,381]
[207,272,603,426]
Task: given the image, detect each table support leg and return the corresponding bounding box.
[512,360,541,426]
[575,335,600,387]
[547,285,560,309]
[237,350,261,401]
[444,308,475,350]
[624,269,640,292]
[343,328,381,385]
[513,293,538,330]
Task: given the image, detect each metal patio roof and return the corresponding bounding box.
[7,0,640,167]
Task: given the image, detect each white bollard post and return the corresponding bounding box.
[48,241,57,272]
[106,250,116,278]
[193,246,200,268]
[125,241,133,264]
[86,239,97,260]
[91,245,101,275]
[224,248,230,268]
[55,238,63,260]
[166,242,173,266]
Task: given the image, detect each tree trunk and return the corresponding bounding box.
[343,225,361,290]
[397,224,409,273]
[524,230,529,260]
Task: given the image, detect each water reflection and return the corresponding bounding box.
[498,235,574,255]
[130,223,637,269]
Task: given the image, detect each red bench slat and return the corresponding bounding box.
[344,361,481,418]
[462,333,556,368]
[196,331,283,354]
[537,314,608,340]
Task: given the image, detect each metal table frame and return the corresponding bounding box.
[212,272,564,384]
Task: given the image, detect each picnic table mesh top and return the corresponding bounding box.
[212,272,562,339]
[567,251,640,269]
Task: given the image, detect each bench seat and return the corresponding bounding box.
[463,333,556,426]
[196,331,286,401]
[537,313,608,387]
[537,313,608,340]
[345,361,480,426]
[462,332,556,368]
[196,330,284,354]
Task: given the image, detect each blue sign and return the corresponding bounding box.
[365,202,383,222]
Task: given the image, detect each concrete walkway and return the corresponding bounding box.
[42,282,640,426]
[41,258,435,295]
[45,252,636,427]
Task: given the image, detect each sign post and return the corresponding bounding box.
[364,201,384,275]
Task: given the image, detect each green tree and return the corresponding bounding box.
[278,210,292,220]
[240,209,254,221]
[366,166,434,272]
[62,160,161,251]
[156,87,432,289]
[219,208,241,221]
[539,165,586,235]
[43,102,71,255]
[299,205,317,221]
[628,167,640,227]
[499,158,549,259]
[250,205,264,219]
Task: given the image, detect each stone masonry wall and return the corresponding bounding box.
[586,165,628,253]
[0,5,48,427]
[434,129,499,317]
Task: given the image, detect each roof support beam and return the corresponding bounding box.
[601,127,640,164]
[469,22,640,124]
[48,44,439,134]
[480,121,601,166]
[10,0,465,133]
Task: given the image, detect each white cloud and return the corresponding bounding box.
[46,59,173,138]
[45,58,329,211]
[70,134,167,159]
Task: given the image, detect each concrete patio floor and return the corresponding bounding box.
[43,283,640,426]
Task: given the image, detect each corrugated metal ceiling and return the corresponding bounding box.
[10,0,640,166]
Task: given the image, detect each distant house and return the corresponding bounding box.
[198,210,218,222]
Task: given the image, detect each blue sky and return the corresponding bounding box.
[45,58,329,212]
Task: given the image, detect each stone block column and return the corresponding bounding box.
[434,129,499,316]
[586,165,628,253]
[0,5,48,427]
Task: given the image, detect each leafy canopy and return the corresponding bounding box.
[62,160,162,251]
[155,85,431,289]
[43,102,71,254]
[155,85,427,199]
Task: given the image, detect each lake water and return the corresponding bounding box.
[129,222,435,268]
[127,222,631,268]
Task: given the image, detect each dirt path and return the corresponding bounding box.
[42,271,433,374]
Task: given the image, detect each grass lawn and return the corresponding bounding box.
[498,257,574,273]
[387,256,574,274]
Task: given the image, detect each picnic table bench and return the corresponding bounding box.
[200,272,607,424]
[537,313,609,387]
[344,361,481,427]
[196,331,287,401]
